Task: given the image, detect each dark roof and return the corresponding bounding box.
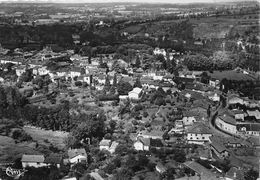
[44,154,62,164]
[183,161,218,180]
[187,123,212,134]
[150,139,164,147]
[68,148,87,159]
[210,136,227,153]
[225,167,245,180]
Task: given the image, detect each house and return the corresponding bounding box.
[236,123,260,136]
[99,139,119,153]
[183,161,219,180]
[137,130,164,140]
[68,148,87,164]
[21,154,46,168]
[225,167,245,180]
[37,66,49,76]
[186,123,212,145]
[231,110,245,121]
[208,93,220,102]
[209,78,220,88]
[70,67,82,79]
[224,137,251,148]
[210,136,229,159]
[156,163,167,174]
[228,96,244,107]
[108,141,119,154]
[134,137,150,151]
[246,110,260,121]
[128,87,143,100]
[15,66,26,77]
[99,139,111,151]
[215,114,237,135]
[44,154,63,168]
[153,47,166,57]
[182,111,198,126]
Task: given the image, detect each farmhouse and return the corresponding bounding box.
[128,87,143,100]
[209,137,229,159]
[21,154,46,168]
[186,123,212,145]
[68,148,87,164]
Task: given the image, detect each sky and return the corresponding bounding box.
[0,0,257,3]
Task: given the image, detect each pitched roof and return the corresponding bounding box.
[187,123,212,134]
[44,154,62,164]
[183,161,218,180]
[210,136,227,153]
[150,139,164,147]
[130,87,142,94]
[138,137,150,146]
[21,154,45,163]
[99,139,111,147]
[68,148,87,159]
[225,167,245,180]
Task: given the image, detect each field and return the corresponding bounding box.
[191,15,259,39]
[0,135,38,162]
[208,70,257,81]
[23,126,68,150]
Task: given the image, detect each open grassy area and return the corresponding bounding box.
[23,126,68,150]
[0,135,38,162]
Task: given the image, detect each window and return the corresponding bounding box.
[202,137,205,139]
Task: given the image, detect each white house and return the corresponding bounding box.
[99,139,119,154]
[134,138,150,151]
[208,93,220,102]
[38,66,49,76]
[57,71,67,77]
[68,148,87,164]
[153,47,166,57]
[186,123,212,145]
[128,87,143,100]
[108,141,119,154]
[182,116,197,126]
[215,114,237,135]
[21,155,46,168]
[231,110,245,121]
[99,139,111,151]
[15,66,26,77]
[155,163,167,174]
[137,130,164,140]
[70,67,82,79]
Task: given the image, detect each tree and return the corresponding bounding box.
[133,77,142,88]
[115,144,128,156]
[75,81,82,87]
[135,55,141,68]
[117,80,133,95]
[164,168,176,180]
[110,74,117,94]
[184,54,213,71]
[103,75,111,92]
[72,112,106,141]
[201,72,210,84]
[244,168,258,180]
